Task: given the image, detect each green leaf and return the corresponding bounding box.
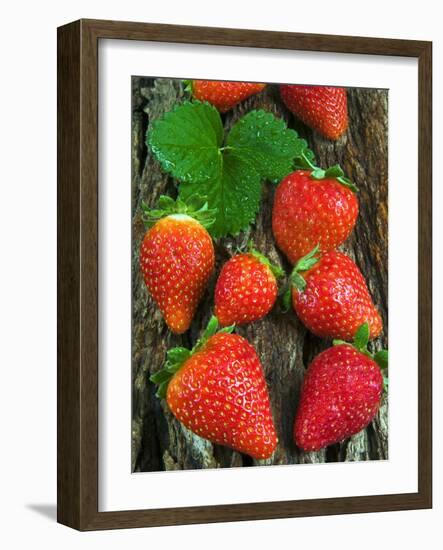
[157,195,176,210]
[288,245,319,293]
[166,347,191,365]
[201,315,219,341]
[182,80,193,94]
[336,176,359,193]
[281,287,292,312]
[294,244,320,272]
[219,324,235,334]
[192,316,235,352]
[324,165,344,179]
[374,349,388,369]
[150,369,173,384]
[147,101,223,184]
[148,103,316,237]
[226,110,313,183]
[354,322,370,350]
[310,163,358,192]
[291,271,306,291]
[179,150,262,238]
[157,380,170,399]
[333,339,348,346]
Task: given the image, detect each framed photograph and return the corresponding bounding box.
[57,19,432,530]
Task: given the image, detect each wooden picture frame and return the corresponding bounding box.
[57,19,432,530]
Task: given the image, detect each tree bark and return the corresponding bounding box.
[131,78,388,472]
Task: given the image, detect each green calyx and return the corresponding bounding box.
[248,241,285,279]
[333,322,389,390]
[280,245,320,311]
[280,284,293,313]
[149,315,234,399]
[295,151,358,193]
[182,80,194,95]
[310,164,358,193]
[290,244,321,291]
[141,194,217,230]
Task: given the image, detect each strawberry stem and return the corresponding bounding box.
[296,151,318,170]
[295,151,358,193]
[310,164,358,192]
[149,315,234,398]
[141,194,217,230]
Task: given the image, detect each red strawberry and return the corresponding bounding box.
[188,80,266,113]
[280,85,348,140]
[139,196,215,334]
[214,245,283,326]
[150,317,278,459]
[294,327,387,451]
[272,169,358,264]
[289,247,382,341]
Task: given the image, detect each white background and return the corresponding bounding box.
[100,41,418,511]
[0,0,441,548]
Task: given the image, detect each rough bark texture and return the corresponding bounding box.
[131,78,388,472]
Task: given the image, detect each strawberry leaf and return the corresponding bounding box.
[281,287,292,312]
[333,339,348,346]
[294,244,320,272]
[226,110,313,183]
[179,151,262,238]
[150,369,173,384]
[200,315,219,342]
[218,325,235,334]
[354,322,370,350]
[147,102,315,237]
[310,164,358,192]
[288,245,320,293]
[374,349,388,369]
[156,381,170,399]
[166,347,191,365]
[290,272,307,291]
[147,101,223,184]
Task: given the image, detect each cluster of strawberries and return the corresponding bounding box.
[141,81,387,460]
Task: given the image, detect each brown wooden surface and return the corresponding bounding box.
[83,18,430,57]
[57,19,432,531]
[131,80,389,472]
[57,20,81,528]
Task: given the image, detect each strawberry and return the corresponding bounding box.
[272,169,359,264]
[288,247,382,341]
[294,324,388,451]
[139,196,216,334]
[150,317,278,459]
[280,85,348,140]
[187,80,266,113]
[214,244,283,326]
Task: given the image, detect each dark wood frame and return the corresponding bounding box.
[57,18,432,531]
